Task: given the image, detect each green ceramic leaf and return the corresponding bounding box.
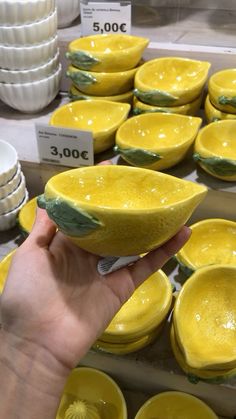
[66,70,97,86]
[65,51,100,70]
[132,107,169,115]
[133,88,178,106]
[115,145,162,166]
[174,255,194,278]
[193,153,236,176]
[218,95,236,108]
[68,92,88,102]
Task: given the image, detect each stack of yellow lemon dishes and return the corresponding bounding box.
[205,68,236,123]
[133,57,210,116]
[171,264,236,384]
[66,34,149,105]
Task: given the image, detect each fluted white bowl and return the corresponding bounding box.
[0,163,21,200]
[0,64,62,113]
[0,140,18,187]
[0,191,29,231]
[0,0,55,26]
[0,173,26,215]
[57,0,80,28]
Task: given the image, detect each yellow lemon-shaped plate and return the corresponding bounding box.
[18,196,37,235]
[173,265,236,371]
[134,390,218,419]
[38,165,207,257]
[50,100,130,154]
[0,249,16,293]
[176,218,236,276]
[205,94,236,123]
[56,367,127,419]
[66,34,149,72]
[133,94,203,116]
[115,113,202,170]
[69,84,133,104]
[208,68,236,114]
[134,57,211,106]
[193,119,236,181]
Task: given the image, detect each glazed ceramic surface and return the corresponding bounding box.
[194,119,236,181]
[66,34,149,72]
[208,68,236,114]
[134,57,211,106]
[0,250,16,293]
[133,94,203,116]
[57,0,80,28]
[204,94,236,123]
[18,196,37,235]
[116,113,202,170]
[0,0,55,26]
[0,163,21,200]
[50,100,130,154]
[56,367,127,419]
[0,173,26,215]
[173,265,236,371]
[0,140,18,187]
[0,191,28,231]
[69,85,134,104]
[38,165,207,257]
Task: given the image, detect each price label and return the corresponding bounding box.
[36,124,94,167]
[80,1,131,36]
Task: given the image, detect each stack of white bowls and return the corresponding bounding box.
[0,0,61,113]
[0,140,28,231]
[57,0,80,29]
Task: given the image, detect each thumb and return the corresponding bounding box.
[24,207,56,249]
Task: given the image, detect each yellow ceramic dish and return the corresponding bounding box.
[18,196,37,235]
[69,85,134,104]
[208,68,236,114]
[50,100,130,154]
[115,113,202,170]
[173,265,236,371]
[134,390,218,419]
[134,57,210,106]
[193,119,236,181]
[205,94,236,123]
[176,218,236,276]
[66,34,149,72]
[56,367,127,419]
[133,94,203,116]
[0,250,15,293]
[38,165,207,257]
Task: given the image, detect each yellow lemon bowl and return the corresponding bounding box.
[66,34,149,72]
[100,269,172,343]
[134,57,211,106]
[49,100,130,154]
[69,84,134,104]
[193,119,236,181]
[133,93,203,116]
[204,94,236,123]
[115,113,202,170]
[208,68,236,114]
[38,165,207,257]
[18,196,37,236]
[0,250,15,293]
[173,265,236,371]
[134,391,218,419]
[176,218,236,276]
[56,367,127,419]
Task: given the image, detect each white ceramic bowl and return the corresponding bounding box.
[0,9,57,46]
[57,0,80,28]
[0,64,62,113]
[0,140,18,187]
[0,173,26,215]
[0,191,28,231]
[0,163,21,200]
[0,35,58,70]
[0,50,60,83]
[0,0,55,26]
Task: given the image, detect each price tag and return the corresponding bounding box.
[36,124,94,167]
[80,1,131,36]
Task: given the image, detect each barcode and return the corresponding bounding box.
[42,158,60,163]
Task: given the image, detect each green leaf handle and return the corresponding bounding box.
[193,153,236,176]
[66,70,97,86]
[218,95,236,108]
[65,51,100,70]
[68,92,88,102]
[37,194,47,209]
[133,88,178,106]
[115,145,162,166]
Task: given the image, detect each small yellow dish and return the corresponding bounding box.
[208,68,236,114]
[176,218,236,276]
[69,84,133,104]
[50,100,130,154]
[134,390,218,419]
[18,196,37,235]
[193,119,236,181]
[173,265,236,371]
[0,250,15,293]
[56,367,127,419]
[66,34,149,72]
[116,113,202,170]
[38,165,207,257]
[134,57,210,106]
[133,93,203,116]
[204,94,236,123]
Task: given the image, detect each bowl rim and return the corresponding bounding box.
[0,49,59,76]
[0,140,18,179]
[195,119,236,157]
[69,84,134,100]
[0,33,58,52]
[0,63,61,87]
[67,60,143,77]
[0,8,57,31]
[209,67,236,91]
[205,94,236,118]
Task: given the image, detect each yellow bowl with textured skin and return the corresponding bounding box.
[116,113,202,170]
[205,94,236,123]
[133,94,203,116]
[66,34,149,72]
[69,84,134,104]
[193,119,236,181]
[0,250,15,293]
[38,165,207,257]
[134,57,210,106]
[18,196,37,235]
[50,100,130,154]
[208,68,236,114]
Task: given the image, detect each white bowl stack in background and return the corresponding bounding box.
[0,0,62,113]
[57,0,80,29]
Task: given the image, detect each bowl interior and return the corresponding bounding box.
[0,140,18,175]
[198,121,236,158]
[70,34,146,53]
[211,68,236,90]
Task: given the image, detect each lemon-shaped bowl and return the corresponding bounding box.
[66,34,149,72]
[18,196,37,236]
[208,68,236,114]
[205,94,236,123]
[173,265,236,371]
[115,113,202,170]
[38,165,207,257]
[49,100,130,154]
[134,57,211,106]
[133,94,203,116]
[134,390,218,419]
[56,367,127,419]
[176,218,236,276]
[193,119,236,181]
[0,250,15,293]
[69,84,133,104]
